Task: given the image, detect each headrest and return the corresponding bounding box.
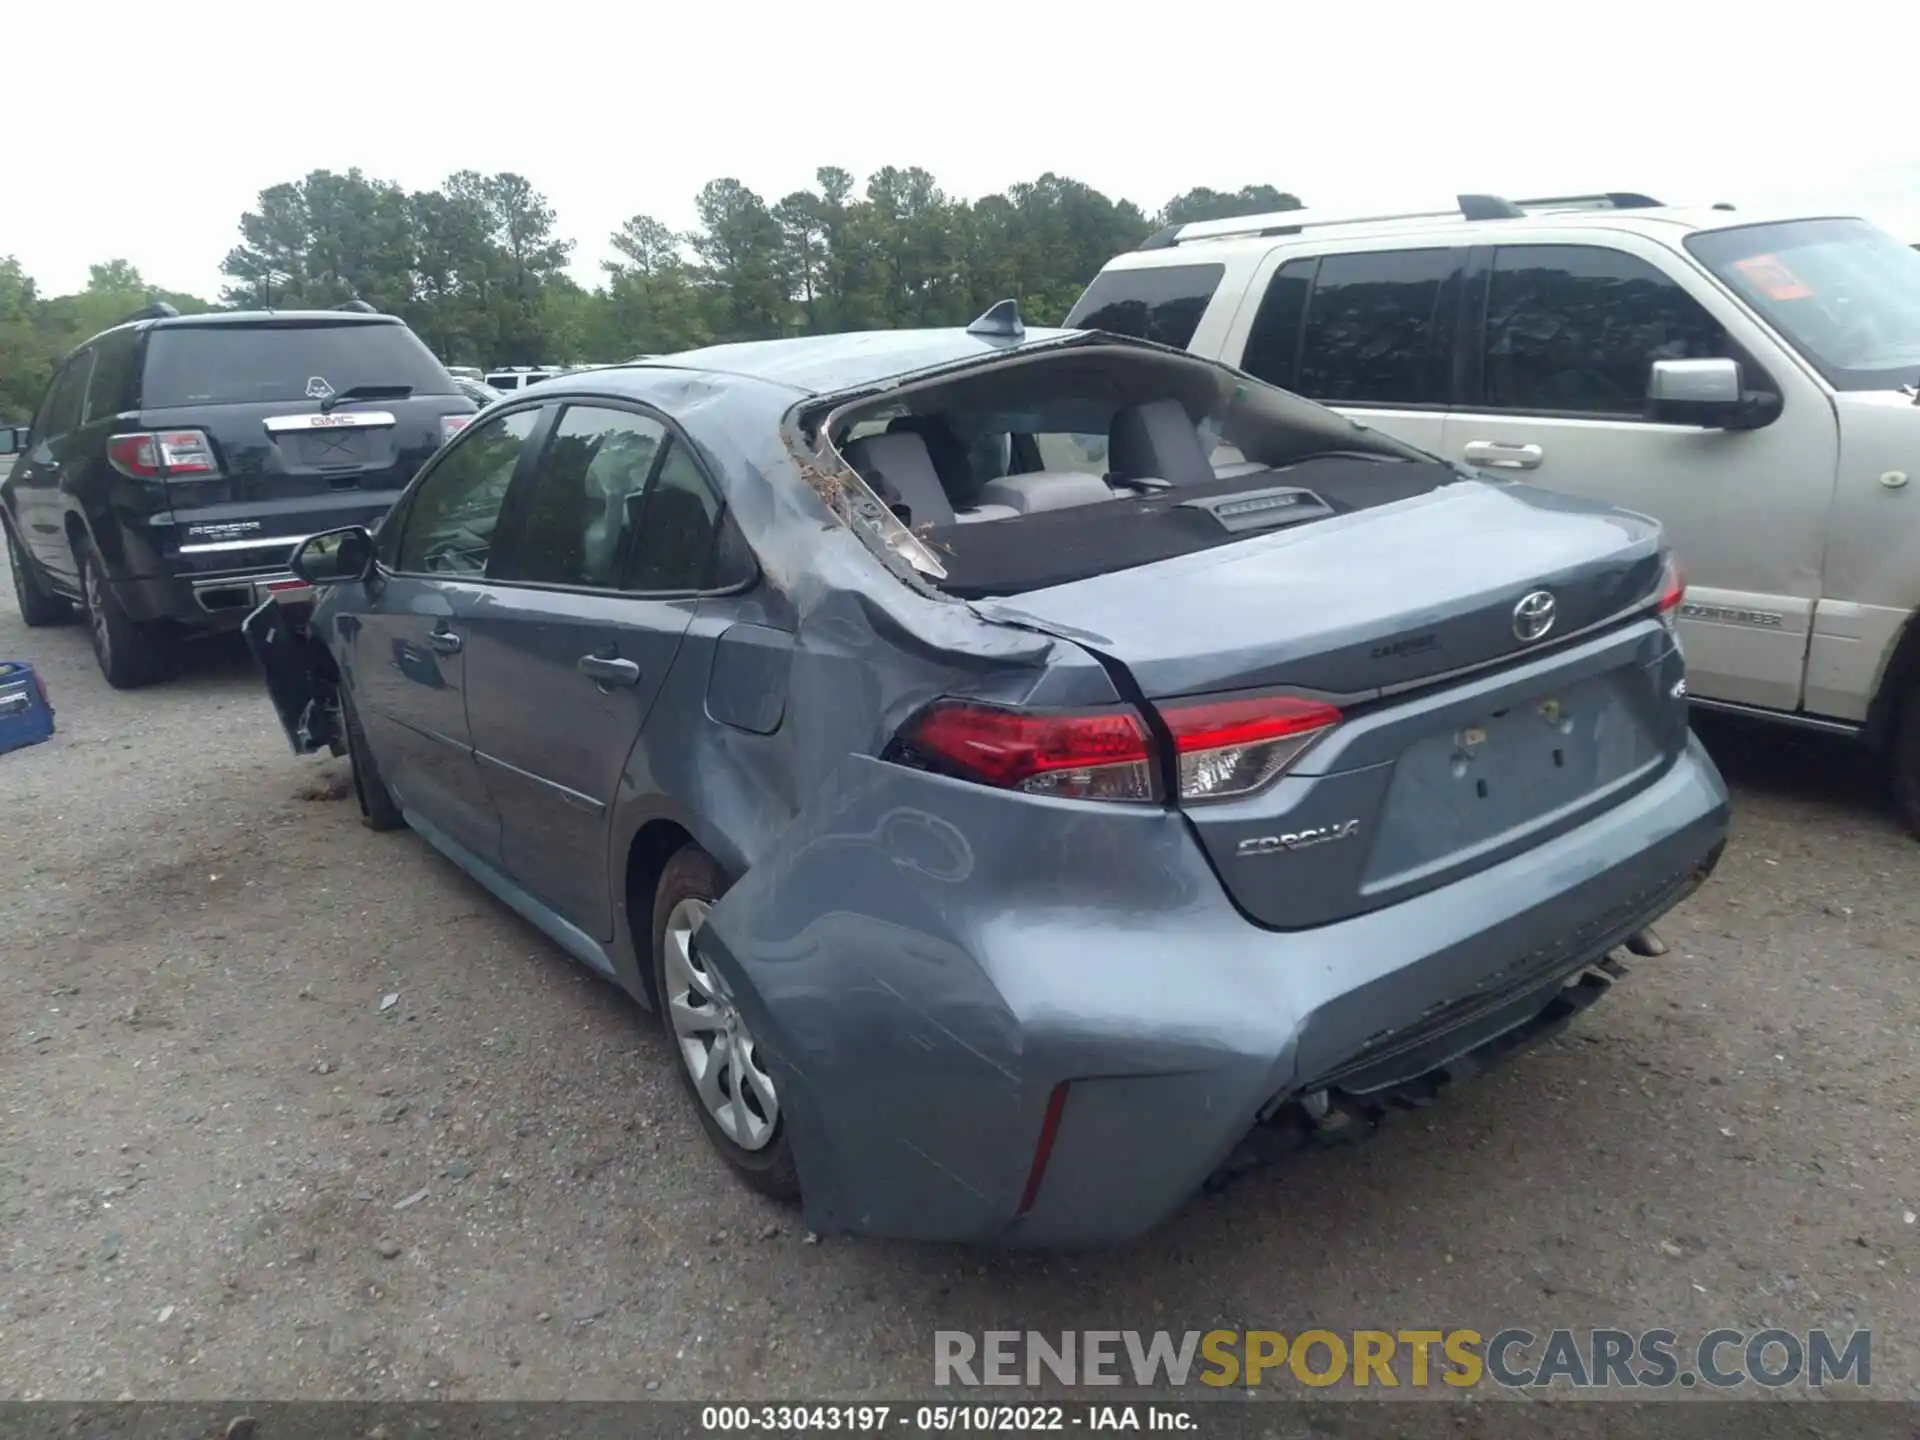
[841,431,956,527]
[889,413,981,506]
[1108,398,1216,486]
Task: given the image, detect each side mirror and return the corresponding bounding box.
[1647,358,1776,429]
[289,526,375,586]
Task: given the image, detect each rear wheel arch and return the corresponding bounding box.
[67,498,136,570]
[63,510,95,566]
[624,818,696,1008]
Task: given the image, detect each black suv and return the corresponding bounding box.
[1,304,477,687]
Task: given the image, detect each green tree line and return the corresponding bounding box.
[1,168,1299,419]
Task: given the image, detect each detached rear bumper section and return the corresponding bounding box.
[241,595,339,755]
[701,736,1730,1247]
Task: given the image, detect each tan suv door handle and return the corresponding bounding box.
[1463,440,1544,470]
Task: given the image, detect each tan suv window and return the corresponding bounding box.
[1480,245,1737,416]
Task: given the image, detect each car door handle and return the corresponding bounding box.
[1462,440,1544,470]
[578,654,641,687]
[425,628,463,655]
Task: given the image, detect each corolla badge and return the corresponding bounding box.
[305,375,335,401]
[1236,819,1361,857]
[1512,588,1557,644]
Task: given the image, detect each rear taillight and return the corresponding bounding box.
[889,700,1159,803]
[1160,694,1342,802]
[440,414,474,444]
[888,692,1342,806]
[1656,554,1685,629]
[107,429,219,480]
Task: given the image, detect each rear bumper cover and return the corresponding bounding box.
[697,735,1730,1246]
[113,569,311,628]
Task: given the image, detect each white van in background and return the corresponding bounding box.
[484,366,567,392]
[1070,192,1920,832]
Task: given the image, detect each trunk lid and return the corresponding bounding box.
[975,480,1663,701]
[978,480,1687,929]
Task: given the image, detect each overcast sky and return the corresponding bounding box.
[8,0,1919,299]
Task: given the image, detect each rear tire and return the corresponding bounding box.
[650,844,800,1205]
[1891,677,1920,840]
[77,537,171,689]
[6,524,73,627]
[342,685,405,832]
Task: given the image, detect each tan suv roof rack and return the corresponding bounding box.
[1136,191,1665,251]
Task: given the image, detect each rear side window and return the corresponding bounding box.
[628,441,723,591]
[1063,263,1225,349]
[1480,245,1737,416]
[1283,250,1461,407]
[35,353,93,442]
[1237,259,1315,390]
[143,322,457,407]
[498,405,668,589]
[84,329,140,424]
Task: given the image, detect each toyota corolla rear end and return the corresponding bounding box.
[690,337,1730,1246]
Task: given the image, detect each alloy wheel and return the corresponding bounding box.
[662,897,779,1151]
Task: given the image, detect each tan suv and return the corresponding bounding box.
[1070,191,1920,834]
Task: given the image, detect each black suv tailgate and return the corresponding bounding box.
[140,318,472,569]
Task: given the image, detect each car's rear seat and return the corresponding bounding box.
[842,400,1269,527]
[842,433,1018,525]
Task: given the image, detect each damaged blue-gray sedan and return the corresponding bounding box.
[245,304,1730,1245]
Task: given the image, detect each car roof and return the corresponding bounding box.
[613,326,1081,396]
[63,307,413,363]
[145,310,405,328]
[1101,200,1876,271]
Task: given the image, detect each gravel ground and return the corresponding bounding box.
[2,565,1917,1405]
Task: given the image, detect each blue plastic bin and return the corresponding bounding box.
[0,660,55,755]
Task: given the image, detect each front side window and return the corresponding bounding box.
[393,408,540,575]
[1480,245,1735,416]
[1685,217,1920,391]
[1288,249,1459,406]
[1063,263,1226,350]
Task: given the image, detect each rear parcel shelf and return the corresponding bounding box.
[920,455,1457,599]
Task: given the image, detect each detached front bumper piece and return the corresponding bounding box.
[696,735,1729,1247]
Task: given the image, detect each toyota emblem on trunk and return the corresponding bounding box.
[1513,589,1557,643]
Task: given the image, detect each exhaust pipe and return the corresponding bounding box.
[1624,927,1668,957]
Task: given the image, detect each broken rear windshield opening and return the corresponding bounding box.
[810,342,1457,597]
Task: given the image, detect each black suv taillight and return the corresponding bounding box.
[888,693,1343,806]
[107,429,219,480]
